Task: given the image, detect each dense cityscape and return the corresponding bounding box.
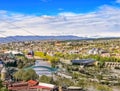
[0,38,120,91]
[0,0,120,91]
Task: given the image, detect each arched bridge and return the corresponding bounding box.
[24,65,58,72]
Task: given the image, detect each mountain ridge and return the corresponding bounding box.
[0,35,119,43]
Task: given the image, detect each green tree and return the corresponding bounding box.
[77,79,88,88]
[39,75,52,83]
[97,85,113,91]
[14,69,38,81]
[17,60,24,69]
[55,77,74,86]
[0,87,8,91]
[0,80,8,91]
[72,72,79,79]
[13,69,25,81]
[22,69,38,81]
[0,80,3,88]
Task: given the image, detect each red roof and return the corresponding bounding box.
[27,80,38,86]
[8,86,28,90]
[30,86,52,89]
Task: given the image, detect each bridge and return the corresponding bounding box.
[24,65,58,72]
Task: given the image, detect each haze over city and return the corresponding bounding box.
[0,0,120,37]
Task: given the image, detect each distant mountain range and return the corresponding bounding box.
[0,35,119,43]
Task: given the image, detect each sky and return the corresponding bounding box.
[0,0,120,37]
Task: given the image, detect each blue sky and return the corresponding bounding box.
[0,0,118,15]
[0,0,120,37]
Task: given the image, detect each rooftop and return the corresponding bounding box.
[71,59,95,65]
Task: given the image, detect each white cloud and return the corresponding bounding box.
[58,12,78,16]
[116,0,120,3]
[0,5,120,37]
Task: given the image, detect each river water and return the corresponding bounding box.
[33,60,53,76]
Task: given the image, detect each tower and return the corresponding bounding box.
[1,67,7,81]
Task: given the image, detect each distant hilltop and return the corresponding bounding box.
[0,35,119,43]
[0,35,88,43]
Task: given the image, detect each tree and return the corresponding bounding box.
[0,80,8,91]
[72,72,79,79]
[97,85,113,91]
[13,69,25,81]
[54,77,74,86]
[17,60,24,69]
[0,87,8,91]
[77,79,88,88]
[14,69,38,81]
[39,75,52,83]
[22,69,38,81]
[96,75,103,81]
[0,80,3,88]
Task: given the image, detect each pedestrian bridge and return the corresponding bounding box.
[24,65,58,72]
